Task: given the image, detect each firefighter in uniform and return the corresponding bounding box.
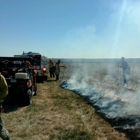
[55,60,66,81]
[120,57,130,86]
[49,59,55,78]
[0,74,10,140]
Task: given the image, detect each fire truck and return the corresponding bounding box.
[0,56,38,106]
[14,52,48,82]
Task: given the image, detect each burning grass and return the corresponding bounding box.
[2,62,140,140]
[1,77,128,140]
[61,62,140,140]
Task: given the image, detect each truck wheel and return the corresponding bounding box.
[23,89,32,106]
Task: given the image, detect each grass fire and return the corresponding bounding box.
[2,60,140,140]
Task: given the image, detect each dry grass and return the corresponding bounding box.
[1,78,129,140]
[2,62,137,140]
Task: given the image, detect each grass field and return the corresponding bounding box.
[2,62,140,140]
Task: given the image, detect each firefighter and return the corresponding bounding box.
[0,74,10,140]
[120,57,130,86]
[49,59,55,78]
[55,60,66,81]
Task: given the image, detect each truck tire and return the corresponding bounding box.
[23,89,32,106]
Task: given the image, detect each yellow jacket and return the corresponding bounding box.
[55,62,66,73]
[49,60,54,68]
[0,74,8,103]
[55,63,61,71]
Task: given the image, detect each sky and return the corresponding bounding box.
[0,0,140,58]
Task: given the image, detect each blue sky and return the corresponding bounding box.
[0,0,140,58]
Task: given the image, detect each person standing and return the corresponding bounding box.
[55,60,66,81]
[48,59,55,78]
[120,57,130,86]
[0,74,10,140]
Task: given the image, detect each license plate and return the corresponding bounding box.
[10,79,17,83]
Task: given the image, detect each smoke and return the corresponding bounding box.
[62,62,140,132]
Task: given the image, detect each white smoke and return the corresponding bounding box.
[62,62,140,130]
